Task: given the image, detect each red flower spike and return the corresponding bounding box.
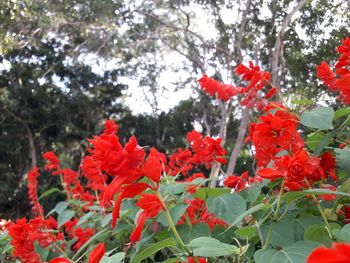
[88,243,106,263]
[42,151,61,175]
[198,75,239,102]
[307,243,350,263]
[27,167,44,216]
[318,38,350,105]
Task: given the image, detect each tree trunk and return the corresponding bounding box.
[271,0,307,88]
[226,107,250,175]
[26,126,37,168]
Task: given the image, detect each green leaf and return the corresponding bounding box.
[284,189,350,205]
[239,182,267,203]
[254,241,321,263]
[159,183,186,195]
[306,132,325,151]
[334,107,350,120]
[131,238,176,263]
[157,204,188,227]
[314,131,334,155]
[333,224,350,242]
[335,146,350,171]
[300,107,334,130]
[101,213,112,228]
[47,201,69,216]
[34,241,50,261]
[76,211,94,226]
[194,188,231,199]
[261,217,295,247]
[293,216,323,241]
[304,225,332,246]
[234,226,257,240]
[38,188,62,201]
[227,203,268,229]
[206,193,246,225]
[188,237,239,257]
[161,259,180,263]
[57,209,75,228]
[100,252,125,263]
[177,223,210,244]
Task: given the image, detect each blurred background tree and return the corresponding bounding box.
[0,0,349,218]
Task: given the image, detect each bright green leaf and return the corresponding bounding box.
[157,204,188,227]
[38,188,62,201]
[335,146,350,171]
[57,210,75,228]
[100,252,125,263]
[333,224,350,242]
[131,238,176,263]
[188,237,239,257]
[300,107,334,130]
[206,193,246,225]
[254,241,321,263]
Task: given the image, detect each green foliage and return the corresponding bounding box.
[300,107,334,130]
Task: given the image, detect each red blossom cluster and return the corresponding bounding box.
[235,61,276,108]
[246,103,304,167]
[317,37,350,104]
[169,130,227,176]
[307,242,350,263]
[178,198,227,230]
[27,167,44,216]
[198,75,242,101]
[224,171,262,192]
[7,217,62,263]
[198,61,277,109]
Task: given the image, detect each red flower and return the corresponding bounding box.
[307,243,350,263]
[88,243,106,263]
[81,156,107,192]
[130,194,164,244]
[320,151,337,181]
[143,148,166,184]
[50,258,72,263]
[198,75,241,101]
[103,119,119,135]
[264,87,277,99]
[73,227,95,250]
[8,218,43,263]
[43,151,61,175]
[111,182,149,228]
[318,38,350,105]
[178,257,208,263]
[258,150,325,191]
[183,172,206,194]
[317,61,337,91]
[27,167,44,216]
[319,185,337,201]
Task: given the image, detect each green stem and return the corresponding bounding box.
[273,181,285,220]
[263,223,273,250]
[263,181,285,249]
[311,194,333,239]
[156,191,200,263]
